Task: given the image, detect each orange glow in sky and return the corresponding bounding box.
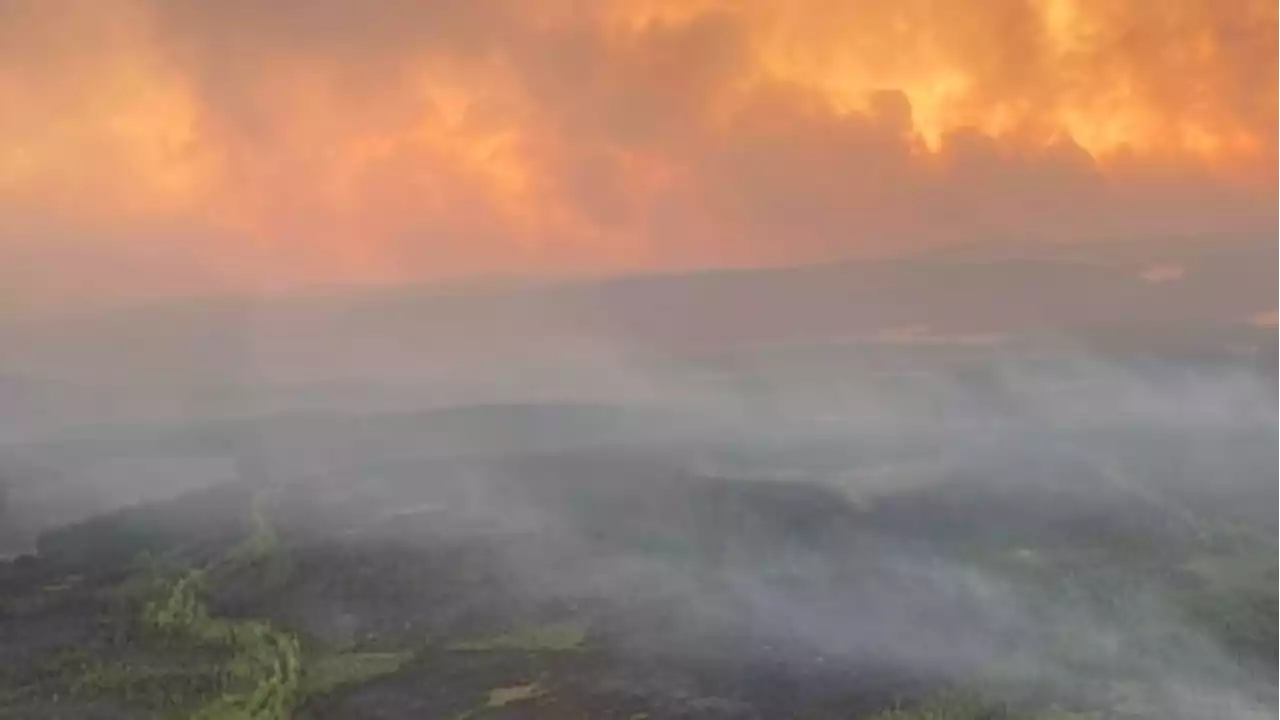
[0,0,1275,302]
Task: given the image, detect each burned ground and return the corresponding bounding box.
[1,403,1275,720]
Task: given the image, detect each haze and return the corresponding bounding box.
[0,3,1275,720]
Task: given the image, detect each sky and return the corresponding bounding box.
[1,0,1276,306]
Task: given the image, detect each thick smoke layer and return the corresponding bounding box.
[0,0,1275,303]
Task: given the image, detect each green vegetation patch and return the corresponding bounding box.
[449,619,588,652]
[456,682,549,720]
[63,489,306,720]
[485,681,547,708]
[146,493,303,719]
[302,651,413,696]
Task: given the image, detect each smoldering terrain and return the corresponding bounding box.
[0,252,1276,719]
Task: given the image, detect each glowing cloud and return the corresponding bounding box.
[0,0,1274,303]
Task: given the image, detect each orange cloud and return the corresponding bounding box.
[0,0,1274,303]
